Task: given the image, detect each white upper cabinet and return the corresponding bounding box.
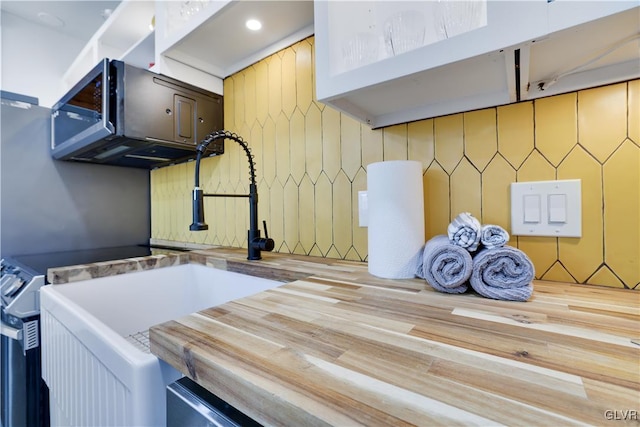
[153,0,314,94]
[62,1,155,93]
[314,0,640,128]
[63,1,314,97]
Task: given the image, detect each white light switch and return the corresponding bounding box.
[548,194,567,223]
[510,179,581,237]
[523,194,541,223]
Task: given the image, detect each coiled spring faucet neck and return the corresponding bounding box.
[189,130,274,260]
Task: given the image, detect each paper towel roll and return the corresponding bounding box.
[367,160,425,279]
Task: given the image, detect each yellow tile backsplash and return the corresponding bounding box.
[151,37,640,290]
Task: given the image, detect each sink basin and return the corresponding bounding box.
[40,263,281,427]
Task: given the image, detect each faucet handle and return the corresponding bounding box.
[260,220,275,252]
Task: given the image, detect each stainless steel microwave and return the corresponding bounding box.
[51,59,224,169]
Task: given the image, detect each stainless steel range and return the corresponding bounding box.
[1,256,47,427]
[0,246,164,427]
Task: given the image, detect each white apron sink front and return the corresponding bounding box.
[40,263,280,427]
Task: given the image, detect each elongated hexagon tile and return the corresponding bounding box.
[557,145,603,282]
[149,169,163,237]
[275,112,291,186]
[225,191,238,245]
[233,73,245,128]
[481,154,516,235]
[281,48,297,119]
[383,124,408,161]
[233,192,248,248]
[464,108,497,172]
[258,180,271,243]
[517,150,555,182]
[325,246,342,259]
[322,107,341,182]
[578,83,627,163]
[269,180,284,247]
[450,158,481,221]
[262,117,277,186]
[290,108,306,185]
[283,178,299,252]
[535,93,577,167]
[352,168,368,262]
[602,141,640,286]
[224,77,235,130]
[498,101,534,170]
[362,125,383,167]
[629,80,639,147]
[408,119,434,169]
[299,174,315,254]
[276,241,290,254]
[309,37,318,102]
[227,129,241,185]
[243,66,257,126]
[296,39,313,113]
[340,114,362,181]
[250,123,264,183]
[268,54,282,120]
[305,103,323,183]
[435,114,464,174]
[254,61,269,126]
[588,265,625,289]
[315,172,333,255]
[292,243,307,256]
[541,262,577,283]
[424,162,450,239]
[203,153,225,192]
[342,247,359,262]
[239,121,252,145]
[517,237,556,280]
[308,245,323,257]
[333,171,353,258]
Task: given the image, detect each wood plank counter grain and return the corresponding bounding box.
[149,249,640,426]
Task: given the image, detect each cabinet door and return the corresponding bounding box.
[315,0,548,127]
[315,0,639,128]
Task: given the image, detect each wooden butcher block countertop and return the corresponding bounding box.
[149,248,640,426]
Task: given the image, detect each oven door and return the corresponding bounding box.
[1,318,49,427]
[51,58,121,160]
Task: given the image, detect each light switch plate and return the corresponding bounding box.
[510,179,581,237]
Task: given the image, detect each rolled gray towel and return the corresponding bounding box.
[416,235,473,294]
[447,212,481,252]
[480,224,510,249]
[470,246,535,301]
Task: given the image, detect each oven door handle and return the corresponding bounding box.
[0,320,22,341]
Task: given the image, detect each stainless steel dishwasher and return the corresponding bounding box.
[167,377,262,427]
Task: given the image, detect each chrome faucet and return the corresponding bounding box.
[189,130,275,260]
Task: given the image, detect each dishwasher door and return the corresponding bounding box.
[167,377,261,427]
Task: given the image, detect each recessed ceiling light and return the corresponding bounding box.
[245,19,262,31]
[101,9,113,20]
[37,12,64,28]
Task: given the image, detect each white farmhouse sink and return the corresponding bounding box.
[40,263,281,427]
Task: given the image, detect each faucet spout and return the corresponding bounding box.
[189,131,275,260]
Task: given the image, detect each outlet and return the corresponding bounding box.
[358,191,368,227]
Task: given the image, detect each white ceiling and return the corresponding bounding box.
[0,0,122,42]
